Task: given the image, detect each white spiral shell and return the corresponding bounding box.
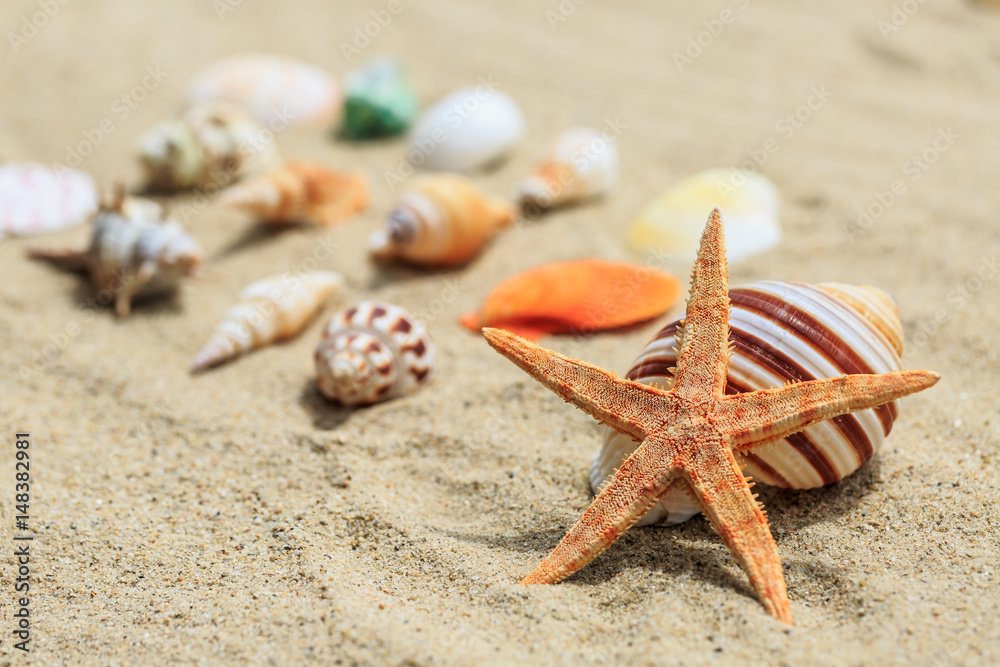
[591,281,905,526]
[516,127,619,210]
[315,301,436,406]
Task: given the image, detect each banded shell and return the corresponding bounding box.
[183,54,340,128]
[315,301,436,406]
[137,101,280,191]
[0,163,98,239]
[28,191,203,317]
[192,271,344,372]
[516,128,619,210]
[219,161,369,226]
[369,174,514,266]
[408,86,524,172]
[460,259,682,341]
[591,281,905,525]
[341,58,418,139]
[627,169,781,263]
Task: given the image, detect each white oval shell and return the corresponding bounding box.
[184,54,340,128]
[516,127,619,208]
[408,87,524,171]
[591,281,904,526]
[0,163,97,237]
[315,301,436,406]
[627,169,781,263]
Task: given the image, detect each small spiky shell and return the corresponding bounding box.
[591,281,905,525]
[516,128,619,210]
[28,192,203,317]
[137,101,280,191]
[219,161,369,226]
[368,174,514,266]
[315,301,436,406]
[191,271,344,372]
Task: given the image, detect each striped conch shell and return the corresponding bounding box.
[591,281,906,525]
[368,174,515,266]
[137,101,280,191]
[191,271,344,372]
[516,127,619,210]
[218,161,369,226]
[315,301,436,406]
[28,190,203,317]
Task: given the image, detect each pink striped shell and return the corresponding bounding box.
[590,281,905,525]
[315,301,436,406]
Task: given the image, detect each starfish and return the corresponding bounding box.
[482,209,939,624]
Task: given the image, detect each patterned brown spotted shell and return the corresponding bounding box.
[315,301,436,406]
[591,281,905,525]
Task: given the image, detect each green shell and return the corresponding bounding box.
[340,59,418,139]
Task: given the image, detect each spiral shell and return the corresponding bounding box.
[315,301,436,406]
[191,271,344,372]
[137,101,280,191]
[219,161,369,226]
[516,128,619,210]
[368,174,514,266]
[591,281,905,525]
[28,192,203,317]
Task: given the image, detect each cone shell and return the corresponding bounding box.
[191,271,344,372]
[516,128,619,210]
[315,301,436,406]
[460,259,682,341]
[137,101,280,191]
[219,161,369,226]
[591,281,905,526]
[627,168,781,263]
[183,54,340,128]
[0,163,97,238]
[369,174,514,266]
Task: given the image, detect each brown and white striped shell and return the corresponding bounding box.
[591,281,905,525]
[191,271,344,372]
[137,101,280,191]
[315,301,436,406]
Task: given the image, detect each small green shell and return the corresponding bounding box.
[340,59,418,139]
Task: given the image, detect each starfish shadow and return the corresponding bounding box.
[297,378,355,430]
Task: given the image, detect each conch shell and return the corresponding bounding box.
[460,259,681,341]
[516,127,619,210]
[315,301,436,406]
[219,161,369,226]
[191,271,344,372]
[369,174,514,266]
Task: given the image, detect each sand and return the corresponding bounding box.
[2,0,999,664]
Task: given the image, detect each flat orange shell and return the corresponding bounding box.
[460,259,681,340]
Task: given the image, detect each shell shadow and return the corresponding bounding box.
[69,282,182,318]
[365,259,471,290]
[210,221,300,261]
[298,378,355,430]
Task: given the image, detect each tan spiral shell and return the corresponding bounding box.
[315,301,436,406]
[191,271,344,372]
[368,174,514,266]
[516,127,619,210]
[591,281,905,526]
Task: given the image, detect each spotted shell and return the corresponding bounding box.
[591,281,905,525]
[183,54,340,128]
[516,127,619,210]
[0,163,98,239]
[315,301,436,406]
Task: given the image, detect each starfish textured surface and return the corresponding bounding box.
[482,208,939,624]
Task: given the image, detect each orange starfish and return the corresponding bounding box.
[482,209,939,624]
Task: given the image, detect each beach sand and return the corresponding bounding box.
[1,0,999,664]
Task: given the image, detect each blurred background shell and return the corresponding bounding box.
[0,163,97,239]
[590,281,905,526]
[516,127,619,210]
[340,58,418,139]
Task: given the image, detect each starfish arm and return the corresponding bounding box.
[521,443,682,585]
[672,209,731,402]
[483,327,670,440]
[686,441,793,624]
[718,370,941,450]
